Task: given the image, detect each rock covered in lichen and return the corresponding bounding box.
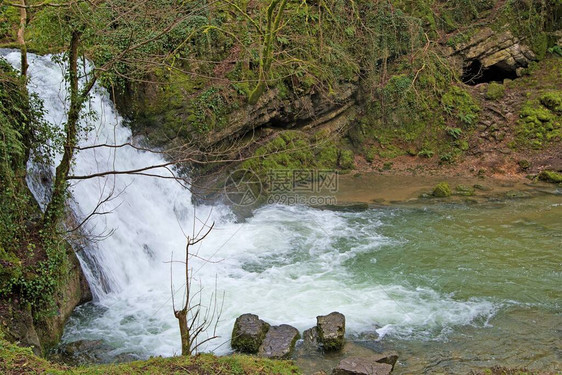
[258,324,300,359]
[231,313,270,354]
[317,312,346,351]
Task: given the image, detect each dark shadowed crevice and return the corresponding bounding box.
[462,59,519,85]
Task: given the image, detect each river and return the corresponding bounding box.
[2,50,560,374]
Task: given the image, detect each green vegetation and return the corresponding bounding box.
[0,0,560,370]
[442,86,480,128]
[539,91,562,113]
[241,130,354,190]
[433,182,452,197]
[0,335,300,375]
[455,184,475,196]
[485,82,506,100]
[0,60,66,314]
[516,94,561,149]
[538,170,562,184]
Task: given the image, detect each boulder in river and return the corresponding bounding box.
[302,326,320,351]
[54,339,118,365]
[332,356,393,375]
[538,170,562,184]
[432,182,452,197]
[231,313,270,354]
[258,324,301,359]
[317,312,346,351]
[371,352,398,370]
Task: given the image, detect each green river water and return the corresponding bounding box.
[296,190,561,374]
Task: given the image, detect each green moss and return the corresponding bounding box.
[485,82,505,100]
[539,91,562,113]
[0,336,301,375]
[433,182,452,197]
[530,32,549,60]
[516,99,561,149]
[456,140,469,151]
[0,58,74,325]
[442,86,480,128]
[377,144,405,159]
[455,184,475,196]
[242,131,354,190]
[538,170,562,183]
[518,160,531,170]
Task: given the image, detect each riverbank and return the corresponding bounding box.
[335,173,560,206]
[0,336,300,375]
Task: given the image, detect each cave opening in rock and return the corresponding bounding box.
[462,60,519,85]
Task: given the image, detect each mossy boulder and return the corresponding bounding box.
[317,312,345,351]
[539,91,562,113]
[455,185,475,196]
[432,182,452,197]
[231,314,270,354]
[538,170,562,184]
[516,99,561,149]
[485,82,505,100]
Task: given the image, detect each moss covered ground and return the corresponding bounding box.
[0,336,300,375]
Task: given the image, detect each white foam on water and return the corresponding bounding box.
[1,50,497,359]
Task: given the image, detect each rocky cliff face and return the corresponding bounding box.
[201,82,358,149]
[449,28,537,84]
[1,241,92,356]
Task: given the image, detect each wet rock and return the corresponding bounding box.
[296,326,322,356]
[258,324,300,359]
[371,352,399,370]
[231,313,270,354]
[55,339,113,365]
[504,190,532,199]
[332,356,393,375]
[473,184,492,191]
[317,312,346,351]
[303,326,320,348]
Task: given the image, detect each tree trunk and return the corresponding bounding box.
[17,0,29,77]
[175,308,191,356]
[43,30,82,232]
[248,0,288,105]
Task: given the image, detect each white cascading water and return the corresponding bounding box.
[1,50,496,359]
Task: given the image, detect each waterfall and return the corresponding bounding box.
[1,50,498,360]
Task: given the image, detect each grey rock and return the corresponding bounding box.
[317,312,346,351]
[332,357,393,375]
[451,28,536,74]
[231,313,270,354]
[258,324,301,359]
[371,352,399,370]
[55,339,114,365]
[303,326,319,347]
[298,326,321,354]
